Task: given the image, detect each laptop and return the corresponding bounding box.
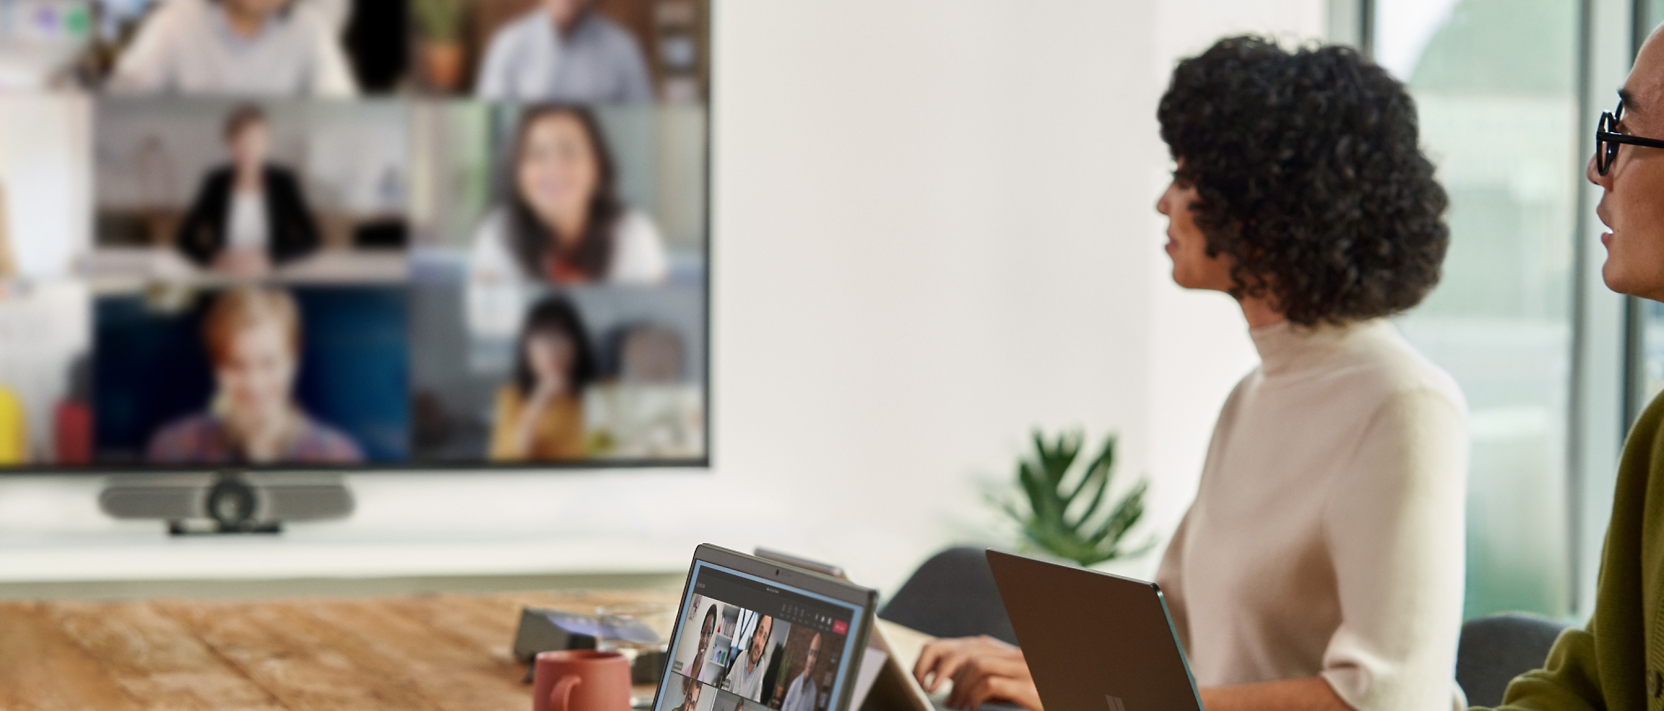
[753,549,936,711]
[653,545,879,711]
[987,550,1203,711]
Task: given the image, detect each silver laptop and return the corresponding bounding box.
[653,545,878,711]
[987,550,1203,711]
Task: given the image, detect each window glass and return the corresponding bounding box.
[1376,0,1580,619]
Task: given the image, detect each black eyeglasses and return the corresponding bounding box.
[1597,97,1664,175]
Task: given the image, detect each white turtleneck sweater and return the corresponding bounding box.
[1154,319,1468,711]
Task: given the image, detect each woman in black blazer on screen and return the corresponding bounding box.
[176,105,321,277]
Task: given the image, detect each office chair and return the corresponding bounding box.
[879,547,1019,646]
[1456,613,1570,707]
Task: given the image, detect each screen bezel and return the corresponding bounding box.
[654,544,877,711]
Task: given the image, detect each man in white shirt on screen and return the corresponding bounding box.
[780,633,821,711]
[730,615,773,702]
[108,0,358,96]
[474,0,653,102]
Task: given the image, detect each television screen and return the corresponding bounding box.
[0,0,710,470]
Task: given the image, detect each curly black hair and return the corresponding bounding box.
[1157,36,1449,327]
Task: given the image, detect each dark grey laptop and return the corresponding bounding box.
[987,550,1203,711]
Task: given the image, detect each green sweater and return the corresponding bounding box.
[1475,391,1664,711]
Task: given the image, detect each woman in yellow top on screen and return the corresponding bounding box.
[489,294,595,462]
[467,105,667,338]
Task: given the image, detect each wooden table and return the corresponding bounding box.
[0,590,679,711]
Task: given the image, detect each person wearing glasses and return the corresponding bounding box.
[914,36,1467,711]
[669,674,702,711]
[1467,24,1664,711]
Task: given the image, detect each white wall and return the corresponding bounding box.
[0,0,1326,594]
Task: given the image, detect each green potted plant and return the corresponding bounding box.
[996,429,1153,567]
[412,0,469,91]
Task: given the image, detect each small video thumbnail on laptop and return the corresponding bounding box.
[658,566,859,711]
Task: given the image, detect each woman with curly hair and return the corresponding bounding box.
[914,36,1467,711]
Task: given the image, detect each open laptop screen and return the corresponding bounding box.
[656,560,864,711]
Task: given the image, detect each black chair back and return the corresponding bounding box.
[878,547,1018,645]
[1456,613,1569,707]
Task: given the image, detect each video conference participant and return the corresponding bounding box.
[470,105,666,299]
[467,105,667,337]
[488,294,596,461]
[107,0,357,96]
[687,604,718,681]
[148,286,363,464]
[474,0,653,103]
[780,632,821,711]
[175,105,322,277]
[1469,23,1664,711]
[670,674,703,711]
[915,37,1466,711]
[731,615,774,702]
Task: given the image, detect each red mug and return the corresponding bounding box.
[534,650,633,711]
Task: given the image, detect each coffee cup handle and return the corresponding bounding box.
[549,676,583,711]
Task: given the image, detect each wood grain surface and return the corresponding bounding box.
[0,590,677,711]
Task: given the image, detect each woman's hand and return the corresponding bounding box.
[511,378,566,456]
[913,636,1043,711]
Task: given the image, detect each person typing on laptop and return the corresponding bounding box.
[1467,22,1664,711]
[915,36,1468,711]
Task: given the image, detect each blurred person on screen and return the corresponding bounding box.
[474,0,652,103]
[467,106,666,337]
[614,324,683,383]
[584,323,703,459]
[147,286,362,464]
[488,294,594,461]
[108,0,358,96]
[175,105,322,278]
[780,632,821,711]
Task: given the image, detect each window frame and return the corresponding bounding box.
[1344,0,1633,620]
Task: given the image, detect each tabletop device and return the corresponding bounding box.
[655,545,877,711]
[987,550,1204,711]
[0,0,713,533]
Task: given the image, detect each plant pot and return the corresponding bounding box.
[420,42,465,92]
